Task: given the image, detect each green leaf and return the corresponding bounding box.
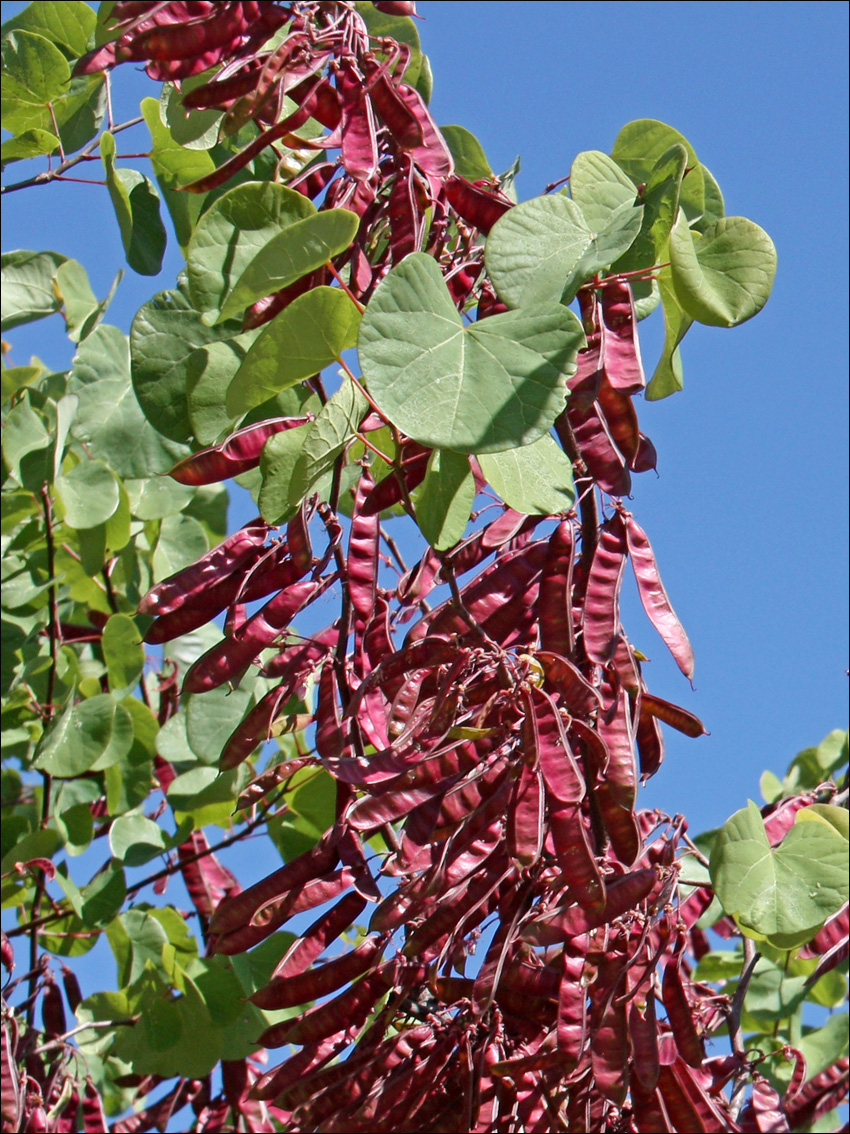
[0,127,59,168]
[796,804,849,841]
[125,476,195,520]
[55,460,120,528]
[102,614,144,699]
[109,814,167,866]
[100,131,167,276]
[360,253,584,454]
[745,957,809,1022]
[81,858,126,926]
[669,210,777,327]
[152,513,209,583]
[795,1014,850,1084]
[1,249,67,331]
[52,392,78,482]
[1,30,71,133]
[709,800,850,941]
[186,684,252,764]
[478,431,575,515]
[1,362,42,404]
[485,193,642,308]
[167,765,246,828]
[131,285,236,442]
[288,380,367,505]
[186,332,260,443]
[70,323,188,475]
[218,209,360,324]
[693,164,726,233]
[569,149,638,231]
[258,423,310,524]
[614,143,688,278]
[1,2,96,60]
[54,258,120,343]
[141,98,214,252]
[410,450,475,550]
[104,697,156,817]
[160,79,223,150]
[610,118,699,187]
[440,124,492,180]
[227,287,362,417]
[693,950,743,982]
[645,271,693,401]
[186,181,316,322]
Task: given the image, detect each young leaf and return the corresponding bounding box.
[288,380,368,505]
[359,252,583,453]
[227,287,362,417]
[186,181,316,321]
[55,460,120,529]
[100,131,167,276]
[410,449,475,550]
[440,124,493,180]
[218,210,360,324]
[485,194,642,308]
[1,249,67,330]
[477,432,575,515]
[669,210,777,327]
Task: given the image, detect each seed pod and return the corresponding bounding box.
[445,176,512,235]
[595,685,640,864]
[272,891,367,982]
[640,692,706,739]
[508,764,544,867]
[348,470,380,628]
[600,279,645,395]
[590,952,630,1106]
[538,520,576,658]
[584,514,628,665]
[629,994,660,1095]
[210,835,338,936]
[168,417,311,485]
[338,58,379,182]
[139,524,269,616]
[82,1079,108,1134]
[258,965,396,1048]
[536,651,602,716]
[522,867,658,944]
[662,958,705,1069]
[251,935,384,1010]
[625,514,695,680]
[636,701,665,780]
[569,400,632,497]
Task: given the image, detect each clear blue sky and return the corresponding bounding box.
[2,0,847,843]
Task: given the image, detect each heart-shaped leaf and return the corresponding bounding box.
[710,800,850,942]
[359,252,584,454]
[478,431,575,515]
[669,210,777,327]
[218,209,360,325]
[485,194,642,309]
[227,287,362,418]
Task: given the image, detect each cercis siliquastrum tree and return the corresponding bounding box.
[2,3,847,1133]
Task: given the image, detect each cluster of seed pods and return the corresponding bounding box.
[57,4,849,1132]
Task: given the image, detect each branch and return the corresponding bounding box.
[32,1017,138,1055]
[728,936,760,1117]
[1,117,144,195]
[554,408,598,586]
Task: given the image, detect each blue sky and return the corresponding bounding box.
[2,0,847,839]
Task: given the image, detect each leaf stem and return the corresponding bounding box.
[728,936,760,1117]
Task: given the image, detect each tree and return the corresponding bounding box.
[1,2,847,1132]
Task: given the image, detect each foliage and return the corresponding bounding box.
[1,3,846,1133]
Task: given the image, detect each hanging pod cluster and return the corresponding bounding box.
[6,3,837,1133]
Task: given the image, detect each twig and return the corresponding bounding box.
[32,1018,138,1055]
[1,117,144,195]
[728,936,760,1118]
